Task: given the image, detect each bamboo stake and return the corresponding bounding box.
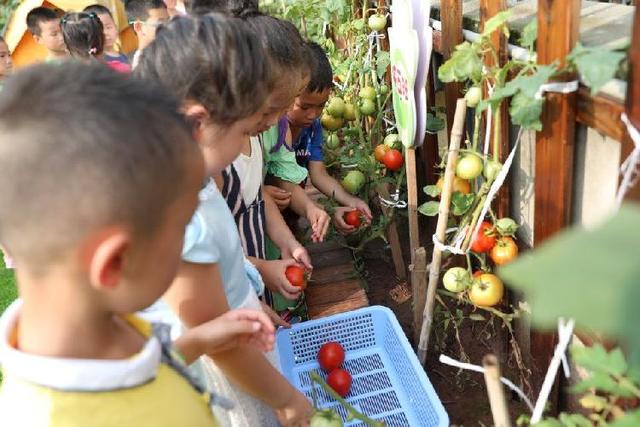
[483,355,512,427]
[406,147,420,263]
[417,98,467,364]
[411,247,427,344]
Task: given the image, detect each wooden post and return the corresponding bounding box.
[441,0,464,136]
[411,247,427,344]
[406,148,420,261]
[483,355,512,427]
[418,99,467,364]
[532,0,580,410]
[378,184,406,280]
[480,0,510,218]
[421,61,441,239]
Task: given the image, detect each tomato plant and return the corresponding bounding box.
[373,144,390,162]
[442,267,471,293]
[326,97,346,117]
[464,86,482,108]
[382,149,403,171]
[359,98,376,116]
[321,113,344,131]
[469,273,504,307]
[341,170,365,194]
[285,265,307,289]
[470,221,496,253]
[325,133,340,150]
[318,342,345,372]
[367,14,387,32]
[327,368,352,397]
[490,237,518,266]
[436,176,471,195]
[343,210,362,228]
[455,153,483,180]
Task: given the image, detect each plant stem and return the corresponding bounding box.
[492,102,501,161]
[310,372,385,427]
[461,181,493,251]
[472,112,481,152]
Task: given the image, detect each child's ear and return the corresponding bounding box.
[85,229,131,291]
[132,21,143,35]
[33,34,42,45]
[182,103,209,144]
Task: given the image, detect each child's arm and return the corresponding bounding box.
[164,262,312,424]
[173,308,275,365]
[248,256,303,300]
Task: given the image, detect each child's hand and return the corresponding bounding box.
[275,388,314,427]
[175,309,275,363]
[306,204,330,243]
[265,185,291,210]
[281,243,313,271]
[260,259,304,300]
[333,206,360,234]
[347,198,373,221]
[260,301,291,329]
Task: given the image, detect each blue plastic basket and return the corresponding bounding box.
[277,306,449,426]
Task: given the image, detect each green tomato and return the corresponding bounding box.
[464,86,482,108]
[379,84,390,95]
[343,103,357,121]
[495,217,519,237]
[326,97,346,118]
[325,133,340,149]
[321,113,344,131]
[455,153,483,180]
[442,267,471,293]
[483,159,502,181]
[342,170,366,194]
[359,99,376,116]
[310,410,343,427]
[359,86,377,101]
[384,133,400,148]
[367,14,387,32]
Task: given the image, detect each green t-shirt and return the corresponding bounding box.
[261,122,308,184]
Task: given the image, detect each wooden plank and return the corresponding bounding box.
[310,263,357,285]
[480,0,510,218]
[532,0,581,411]
[309,247,352,269]
[441,0,464,136]
[307,279,369,319]
[306,240,345,255]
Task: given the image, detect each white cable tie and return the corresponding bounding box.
[617,113,640,207]
[378,191,407,209]
[439,354,535,412]
[534,80,579,100]
[431,226,467,255]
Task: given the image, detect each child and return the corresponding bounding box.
[136,14,312,426]
[26,7,67,61]
[284,41,372,233]
[0,62,276,426]
[0,36,12,84]
[60,12,104,59]
[188,0,258,15]
[84,4,131,66]
[124,0,169,68]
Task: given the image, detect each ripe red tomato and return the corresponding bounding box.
[382,149,404,171]
[374,144,390,162]
[327,368,352,397]
[317,342,345,372]
[343,210,362,228]
[285,265,307,289]
[470,221,496,253]
[490,237,519,266]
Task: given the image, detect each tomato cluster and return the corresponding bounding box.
[470,220,519,266]
[318,342,352,397]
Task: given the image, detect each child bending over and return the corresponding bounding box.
[0,62,275,426]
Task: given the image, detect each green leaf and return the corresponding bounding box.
[510,64,557,98]
[498,205,640,364]
[534,419,564,427]
[423,185,441,198]
[578,394,608,411]
[451,192,475,216]
[609,409,640,427]
[376,51,391,80]
[426,113,446,133]
[571,371,630,397]
[418,201,440,217]
[481,10,512,39]
[352,18,365,31]
[569,44,626,95]
[509,92,543,130]
[557,413,593,427]
[520,20,538,50]
[571,344,628,377]
[438,42,483,83]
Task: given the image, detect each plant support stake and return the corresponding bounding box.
[418,98,467,364]
[483,355,512,427]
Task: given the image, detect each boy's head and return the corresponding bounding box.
[0,63,203,311]
[26,7,66,56]
[84,4,119,52]
[124,0,169,50]
[61,12,105,59]
[287,41,333,128]
[242,12,310,134]
[0,36,12,80]
[188,0,258,16]
[136,14,270,175]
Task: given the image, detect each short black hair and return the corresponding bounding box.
[305,41,333,93]
[61,12,105,58]
[188,0,258,16]
[124,0,166,23]
[0,63,197,272]
[26,7,60,36]
[136,13,270,125]
[83,4,113,18]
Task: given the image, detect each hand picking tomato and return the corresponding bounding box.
[343,210,362,228]
[470,221,496,253]
[469,273,504,307]
[285,265,307,289]
[374,144,390,162]
[436,176,472,195]
[490,237,518,266]
[327,368,352,397]
[310,409,344,427]
[318,342,345,372]
[382,149,404,171]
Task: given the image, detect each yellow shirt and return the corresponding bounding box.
[0,301,220,427]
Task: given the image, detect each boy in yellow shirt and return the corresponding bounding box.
[0,62,275,426]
